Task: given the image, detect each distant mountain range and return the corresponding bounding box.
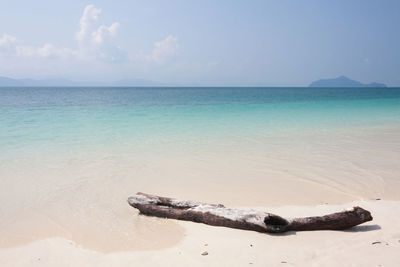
[0,75,388,87]
[0,76,164,87]
[309,76,387,88]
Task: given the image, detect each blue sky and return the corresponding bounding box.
[0,0,399,86]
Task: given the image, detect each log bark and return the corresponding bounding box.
[128,192,373,233]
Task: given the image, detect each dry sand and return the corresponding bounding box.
[0,201,399,266]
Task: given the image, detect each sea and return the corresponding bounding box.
[1,86,400,252]
[1,87,400,155]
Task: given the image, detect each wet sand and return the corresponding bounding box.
[0,125,399,265]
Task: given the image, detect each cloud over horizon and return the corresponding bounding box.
[2,1,396,85]
[75,5,123,62]
[0,4,179,72]
[151,35,179,65]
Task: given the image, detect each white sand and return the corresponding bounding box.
[1,125,400,265]
[0,200,399,266]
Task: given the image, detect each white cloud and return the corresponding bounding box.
[76,5,102,43]
[1,4,180,78]
[1,33,76,60]
[76,5,122,62]
[0,33,76,59]
[76,6,119,45]
[0,33,16,46]
[92,23,120,44]
[15,43,76,59]
[0,33,17,53]
[1,5,123,63]
[151,35,179,64]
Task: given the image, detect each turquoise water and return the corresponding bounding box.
[1,87,400,154]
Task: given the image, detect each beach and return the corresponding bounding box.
[1,87,400,266]
[1,200,399,266]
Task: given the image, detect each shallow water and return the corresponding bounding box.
[0,87,399,252]
[1,87,399,154]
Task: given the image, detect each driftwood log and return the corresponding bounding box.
[128,192,373,233]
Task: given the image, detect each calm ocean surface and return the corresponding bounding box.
[1,87,400,155]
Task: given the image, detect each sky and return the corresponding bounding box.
[0,0,399,86]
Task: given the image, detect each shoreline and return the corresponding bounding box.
[1,124,400,254]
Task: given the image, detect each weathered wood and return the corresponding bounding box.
[128,192,373,233]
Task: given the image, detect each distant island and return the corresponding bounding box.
[309,76,387,88]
